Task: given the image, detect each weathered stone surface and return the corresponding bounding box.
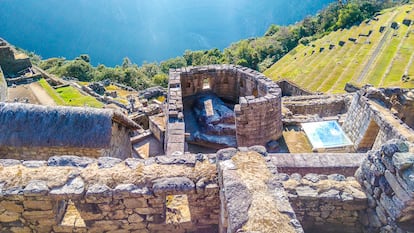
[328,174,346,181]
[22,210,54,220]
[124,158,144,169]
[319,189,340,199]
[0,159,21,167]
[155,155,196,166]
[384,170,411,202]
[367,209,382,228]
[382,143,399,157]
[303,173,319,183]
[48,156,95,168]
[0,211,20,222]
[123,198,147,209]
[50,177,84,196]
[97,157,122,168]
[152,177,195,195]
[85,184,112,202]
[113,184,138,199]
[222,170,251,233]
[22,160,47,168]
[248,145,267,157]
[23,200,52,210]
[23,180,49,196]
[400,167,414,192]
[392,153,414,171]
[128,213,144,223]
[216,148,237,161]
[0,201,23,212]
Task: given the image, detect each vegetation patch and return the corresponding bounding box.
[266,4,414,93]
[37,79,65,105]
[55,86,104,108]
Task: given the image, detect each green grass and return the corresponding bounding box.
[264,4,414,93]
[38,79,103,108]
[56,86,104,108]
[38,79,66,105]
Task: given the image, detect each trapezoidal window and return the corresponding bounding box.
[203,78,210,89]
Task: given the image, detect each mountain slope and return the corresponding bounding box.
[264,4,414,93]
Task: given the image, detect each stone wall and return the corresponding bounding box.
[235,94,282,147]
[343,92,414,151]
[216,147,304,233]
[0,146,102,160]
[276,79,314,96]
[164,70,185,156]
[283,94,351,117]
[0,66,6,102]
[0,154,219,233]
[0,45,31,76]
[149,115,165,145]
[103,123,133,160]
[0,122,133,160]
[270,153,365,176]
[355,139,414,232]
[281,173,367,233]
[166,65,283,153]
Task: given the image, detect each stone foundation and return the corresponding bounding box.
[0,154,219,233]
[282,173,367,233]
[356,139,414,232]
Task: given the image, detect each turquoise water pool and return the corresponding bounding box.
[302,121,353,149]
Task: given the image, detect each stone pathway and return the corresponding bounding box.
[29,82,56,106]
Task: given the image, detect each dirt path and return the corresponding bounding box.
[29,82,56,106]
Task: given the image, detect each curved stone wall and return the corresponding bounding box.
[166,65,282,154]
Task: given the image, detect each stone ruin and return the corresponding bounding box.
[0,65,414,233]
[0,38,41,85]
[165,65,282,155]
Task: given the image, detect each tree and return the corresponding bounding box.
[78,54,90,63]
[160,57,187,73]
[60,59,93,81]
[335,3,364,29]
[153,73,168,87]
[265,24,280,36]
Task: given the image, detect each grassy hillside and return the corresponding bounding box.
[265,4,414,93]
[38,79,103,108]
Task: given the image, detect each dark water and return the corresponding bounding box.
[0,0,333,66]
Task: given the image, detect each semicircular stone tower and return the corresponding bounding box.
[165,64,282,155]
